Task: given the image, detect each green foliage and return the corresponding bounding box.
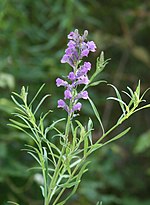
[0,0,150,205]
[9,62,149,205]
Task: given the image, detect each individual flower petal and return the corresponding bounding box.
[87,41,96,52]
[64,89,72,99]
[56,78,68,87]
[72,102,82,112]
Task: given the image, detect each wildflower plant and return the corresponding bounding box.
[9,29,150,205]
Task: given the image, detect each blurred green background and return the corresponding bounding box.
[0,0,150,205]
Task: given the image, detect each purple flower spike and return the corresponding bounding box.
[56,78,68,87]
[57,29,97,115]
[76,91,88,100]
[72,102,82,112]
[64,89,72,100]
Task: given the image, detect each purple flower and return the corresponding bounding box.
[87,41,96,52]
[57,29,97,115]
[68,29,80,41]
[61,30,97,68]
[61,54,69,63]
[83,62,91,70]
[77,62,91,77]
[81,49,89,57]
[67,40,76,48]
[68,72,76,81]
[57,99,69,112]
[65,48,73,55]
[68,31,75,40]
[56,78,68,87]
[72,102,82,112]
[61,54,74,67]
[76,91,88,100]
[64,89,72,100]
[76,76,89,85]
[57,99,66,108]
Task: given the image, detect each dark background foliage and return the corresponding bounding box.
[0,0,150,204]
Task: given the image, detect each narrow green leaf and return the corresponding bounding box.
[107,97,129,113]
[29,83,45,107]
[88,143,103,154]
[135,80,141,99]
[127,86,134,97]
[75,120,86,139]
[12,91,22,99]
[61,180,81,188]
[89,80,107,87]
[34,94,51,114]
[28,152,41,165]
[84,135,88,156]
[87,118,93,145]
[70,158,81,168]
[40,185,45,197]
[102,127,131,146]
[88,97,105,134]
[11,95,25,111]
[108,84,126,114]
[8,123,25,132]
[57,161,90,205]
[44,118,65,136]
[9,119,29,128]
[133,104,150,113]
[140,87,150,100]
[7,201,20,205]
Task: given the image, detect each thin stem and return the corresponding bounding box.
[52,158,86,205]
[47,114,72,203]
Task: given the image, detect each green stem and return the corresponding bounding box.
[47,114,72,203]
[52,158,86,205]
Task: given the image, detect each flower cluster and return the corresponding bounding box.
[56,29,96,115]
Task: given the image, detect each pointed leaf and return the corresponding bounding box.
[108,84,126,114]
[88,97,105,134]
[29,84,45,107]
[89,80,107,87]
[102,127,131,146]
